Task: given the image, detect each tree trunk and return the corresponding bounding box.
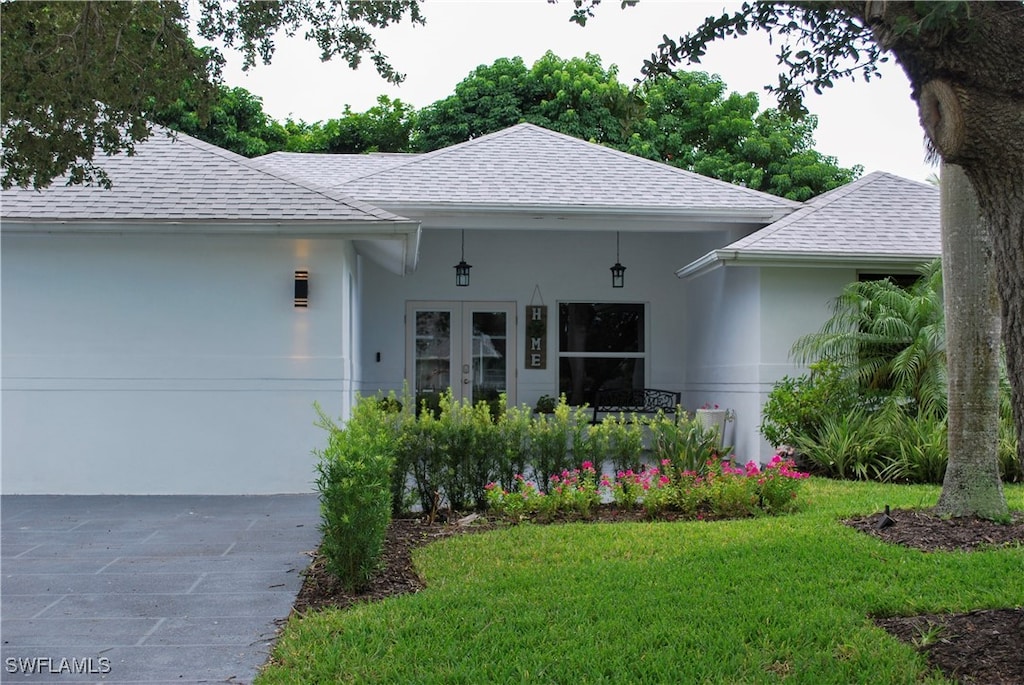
[967,163,1024,481]
[934,164,1007,519]
[856,1,1024,472]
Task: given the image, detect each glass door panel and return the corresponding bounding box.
[406,302,516,408]
[470,310,509,405]
[413,309,451,412]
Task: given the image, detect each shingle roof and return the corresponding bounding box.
[253,151,417,188]
[1,128,408,225]
[723,171,940,256]
[254,123,798,217]
[675,171,939,278]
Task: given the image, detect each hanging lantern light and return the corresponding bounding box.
[610,231,626,288]
[454,229,472,287]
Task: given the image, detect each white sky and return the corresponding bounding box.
[204,0,937,182]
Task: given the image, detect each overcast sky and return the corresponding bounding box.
[203,0,937,182]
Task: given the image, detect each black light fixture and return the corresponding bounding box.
[454,230,472,287]
[294,270,309,307]
[610,232,626,288]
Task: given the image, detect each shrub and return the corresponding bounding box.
[789,408,884,480]
[313,400,394,591]
[432,391,500,510]
[591,412,645,473]
[526,396,584,491]
[649,409,721,474]
[875,409,948,484]
[760,360,861,449]
[790,260,946,416]
[494,402,533,492]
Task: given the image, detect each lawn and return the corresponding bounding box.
[258,480,1024,684]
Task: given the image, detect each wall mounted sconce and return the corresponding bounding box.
[610,232,626,288]
[294,270,309,307]
[454,230,472,287]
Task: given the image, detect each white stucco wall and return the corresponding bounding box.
[754,266,857,455]
[682,263,857,464]
[358,227,716,410]
[2,231,358,494]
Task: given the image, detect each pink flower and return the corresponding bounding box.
[661,459,672,467]
[658,475,670,486]
[581,461,594,471]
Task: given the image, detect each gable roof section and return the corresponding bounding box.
[676,171,940,279]
[1,128,409,226]
[254,123,799,222]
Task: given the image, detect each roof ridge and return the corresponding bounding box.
[338,124,528,184]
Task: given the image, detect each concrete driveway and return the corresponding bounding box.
[1,494,320,684]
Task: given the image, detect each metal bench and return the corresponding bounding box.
[591,388,681,423]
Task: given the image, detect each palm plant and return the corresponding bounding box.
[791,259,946,416]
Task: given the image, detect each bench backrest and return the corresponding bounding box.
[592,388,680,422]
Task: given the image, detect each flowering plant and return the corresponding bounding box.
[750,454,809,513]
[484,475,545,520]
[548,462,601,516]
[484,456,810,522]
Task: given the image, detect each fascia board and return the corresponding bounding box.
[676,249,939,281]
[363,202,794,226]
[0,218,421,239]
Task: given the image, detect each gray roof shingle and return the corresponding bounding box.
[1,128,408,225]
[254,123,799,217]
[253,151,417,188]
[724,171,940,257]
[676,171,939,278]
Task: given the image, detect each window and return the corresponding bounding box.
[858,273,921,289]
[558,302,646,406]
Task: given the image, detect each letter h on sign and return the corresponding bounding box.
[525,305,547,369]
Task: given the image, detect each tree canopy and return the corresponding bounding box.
[0,0,423,189]
[284,96,418,154]
[415,52,859,200]
[155,83,289,158]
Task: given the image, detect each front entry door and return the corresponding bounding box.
[406,301,516,409]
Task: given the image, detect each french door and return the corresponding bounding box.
[406,301,516,408]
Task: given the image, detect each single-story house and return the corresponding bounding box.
[1,123,939,494]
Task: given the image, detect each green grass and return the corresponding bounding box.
[258,480,1024,684]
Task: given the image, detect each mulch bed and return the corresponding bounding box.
[847,508,1024,684]
[288,507,1024,684]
